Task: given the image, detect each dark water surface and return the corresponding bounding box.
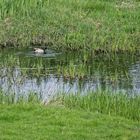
[0,48,140,101]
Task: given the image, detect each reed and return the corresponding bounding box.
[59,90,140,121]
[0,90,40,104]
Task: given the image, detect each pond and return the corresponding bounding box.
[0,47,140,102]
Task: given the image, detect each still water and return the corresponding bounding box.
[0,47,140,101]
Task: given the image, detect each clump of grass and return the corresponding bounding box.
[0,90,40,104]
[57,61,87,79]
[59,90,140,121]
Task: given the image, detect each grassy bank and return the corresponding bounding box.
[0,90,140,139]
[0,90,140,121]
[0,104,140,140]
[0,0,140,51]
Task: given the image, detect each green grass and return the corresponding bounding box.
[0,0,140,51]
[0,104,140,140]
[0,90,139,139]
[0,90,140,121]
[58,91,140,121]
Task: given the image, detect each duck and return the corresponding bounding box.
[33,47,47,53]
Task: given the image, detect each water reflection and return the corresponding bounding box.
[0,48,140,101]
[130,61,140,93]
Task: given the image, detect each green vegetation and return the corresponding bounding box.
[0,90,40,104]
[59,91,140,121]
[0,0,140,51]
[0,1,140,138]
[0,90,140,121]
[0,104,140,140]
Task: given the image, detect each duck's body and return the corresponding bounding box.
[34,47,46,53]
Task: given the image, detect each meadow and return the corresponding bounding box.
[0,0,140,52]
[0,104,140,140]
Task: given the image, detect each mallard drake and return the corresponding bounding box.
[33,47,47,53]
